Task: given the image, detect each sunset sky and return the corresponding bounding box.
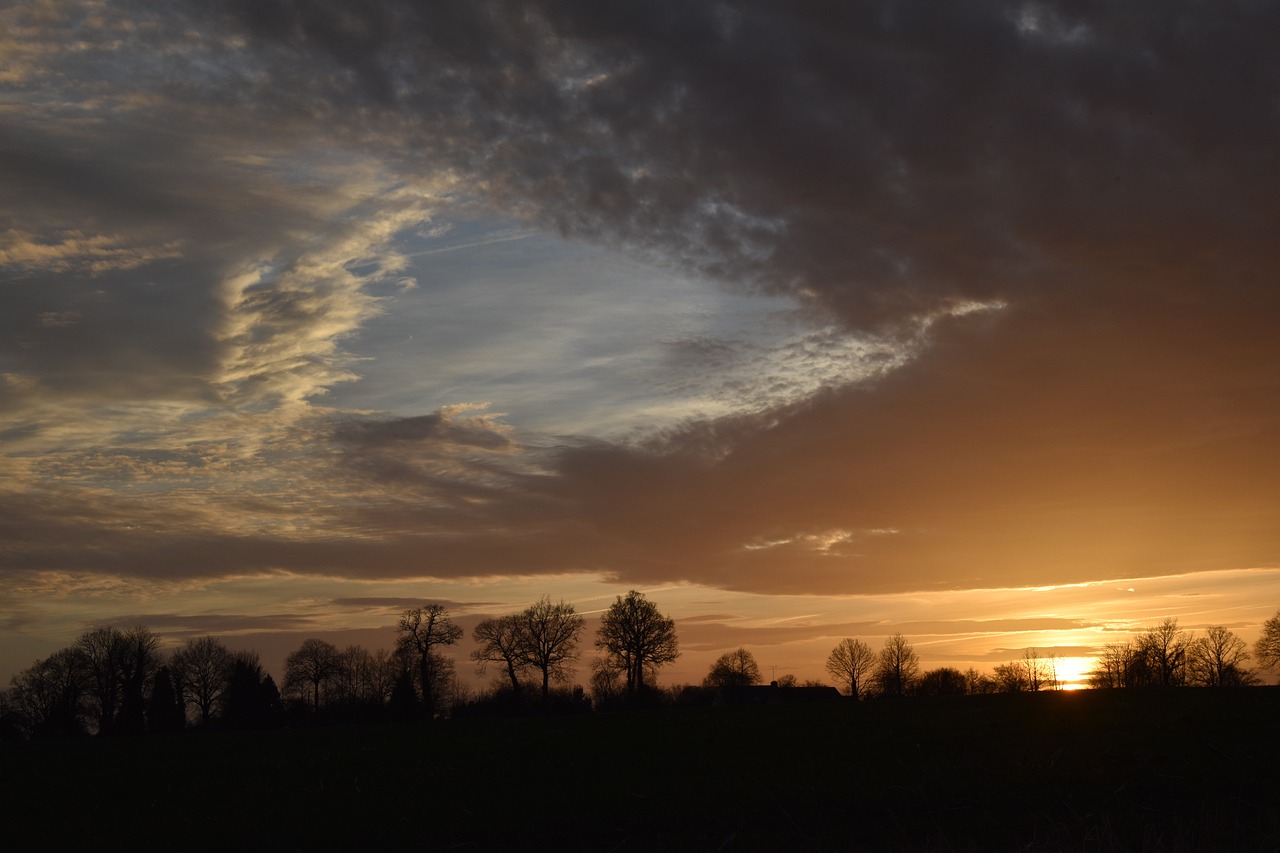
[3,1,1279,690]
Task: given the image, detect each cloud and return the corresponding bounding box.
[677,616,1094,653]
[330,597,494,611]
[207,1,1280,327]
[98,613,318,634]
[3,0,1280,612]
[0,229,183,276]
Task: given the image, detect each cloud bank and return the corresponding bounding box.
[3,0,1279,617]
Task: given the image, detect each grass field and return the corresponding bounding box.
[2,688,1277,851]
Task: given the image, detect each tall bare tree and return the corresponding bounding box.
[115,626,161,735]
[367,648,399,705]
[328,645,393,708]
[397,605,462,717]
[825,638,877,699]
[171,636,234,726]
[1189,625,1253,686]
[73,625,160,735]
[472,615,527,697]
[1139,618,1189,687]
[285,638,341,712]
[873,633,919,697]
[516,597,585,703]
[1025,649,1044,691]
[595,590,679,702]
[1256,610,1280,672]
[76,626,125,735]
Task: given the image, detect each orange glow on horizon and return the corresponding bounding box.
[1053,656,1094,690]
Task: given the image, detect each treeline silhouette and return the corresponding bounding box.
[0,590,676,738]
[3,594,1277,740]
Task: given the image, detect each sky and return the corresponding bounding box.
[3,1,1279,691]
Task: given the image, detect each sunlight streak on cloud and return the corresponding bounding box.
[4,0,1280,690]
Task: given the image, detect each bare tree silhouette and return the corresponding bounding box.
[73,626,161,735]
[515,597,585,704]
[285,638,341,713]
[826,638,877,700]
[171,636,233,727]
[7,648,88,737]
[996,649,1057,692]
[1256,610,1280,672]
[704,647,762,688]
[1089,642,1136,688]
[589,657,625,708]
[1189,626,1254,687]
[595,590,679,703]
[916,667,967,697]
[1139,618,1190,687]
[472,614,527,698]
[397,605,462,717]
[116,627,161,735]
[874,634,919,697]
[76,627,125,735]
[327,645,396,711]
[993,661,1029,692]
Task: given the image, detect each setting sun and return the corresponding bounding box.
[1052,657,1094,690]
[4,3,1280,849]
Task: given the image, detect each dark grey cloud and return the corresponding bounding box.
[4,0,1280,602]
[204,0,1280,330]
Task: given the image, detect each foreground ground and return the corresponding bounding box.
[2,688,1277,851]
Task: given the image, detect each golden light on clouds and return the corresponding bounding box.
[3,1,1280,692]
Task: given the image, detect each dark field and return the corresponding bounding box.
[3,688,1277,851]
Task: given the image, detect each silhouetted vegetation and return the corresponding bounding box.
[916,666,968,697]
[703,647,762,688]
[594,589,680,704]
[6,606,1278,742]
[990,648,1060,692]
[284,638,341,714]
[1256,609,1280,672]
[470,613,526,699]
[467,596,584,708]
[8,602,1280,746]
[1090,619,1260,689]
[826,637,877,699]
[5,602,1280,848]
[395,604,463,719]
[873,632,920,697]
[220,652,281,730]
[146,666,184,734]
[170,636,234,727]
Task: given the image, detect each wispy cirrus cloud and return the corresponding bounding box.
[4,1,1280,685]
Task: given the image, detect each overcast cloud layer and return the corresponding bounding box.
[3,2,1280,672]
